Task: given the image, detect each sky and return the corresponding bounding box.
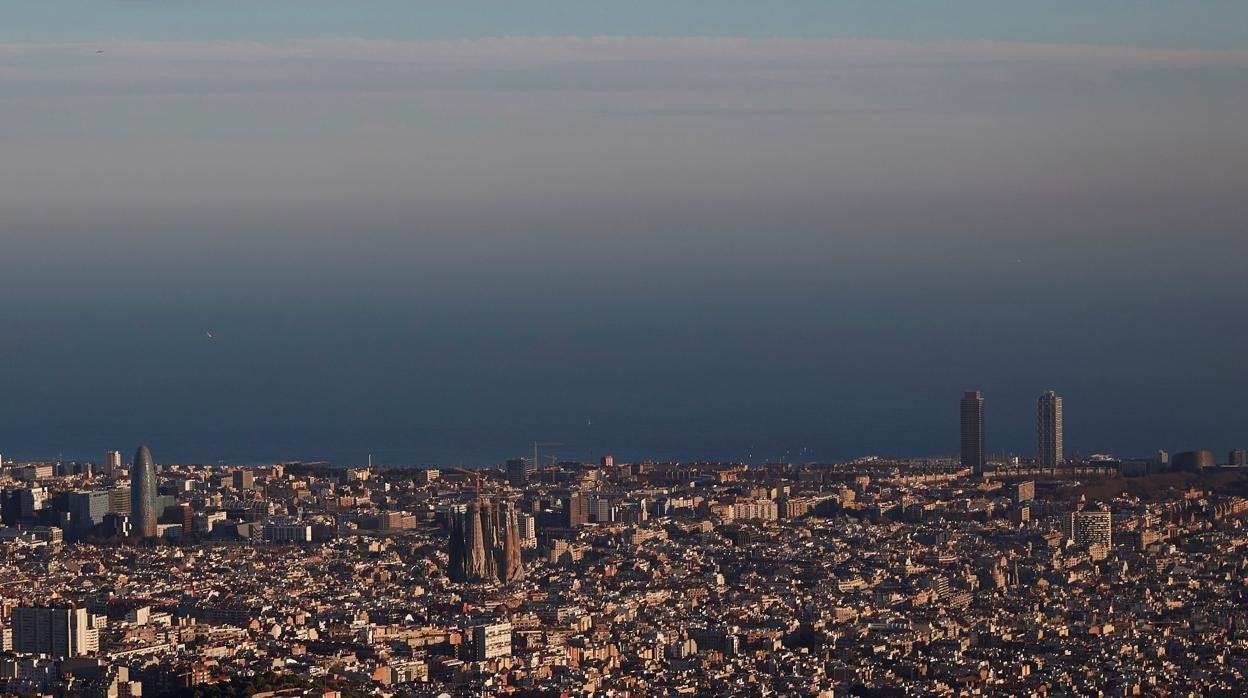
[1,2,1247,466]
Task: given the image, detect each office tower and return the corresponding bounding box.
[1037,391,1064,470]
[11,606,91,658]
[232,469,255,490]
[472,622,513,660]
[15,487,49,520]
[1229,449,1246,467]
[960,391,986,475]
[1065,509,1112,548]
[67,491,113,535]
[102,450,122,476]
[505,458,535,485]
[589,496,615,523]
[565,494,590,527]
[107,487,130,515]
[164,503,194,532]
[130,445,158,539]
[517,512,537,548]
[600,454,615,468]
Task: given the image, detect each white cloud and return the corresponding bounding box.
[1,37,1245,214]
[1,37,1246,98]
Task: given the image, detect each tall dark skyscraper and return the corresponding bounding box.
[130,445,158,539]
[960,391,985,475]
[1037,390,1064,470]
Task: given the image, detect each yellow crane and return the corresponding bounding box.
[451,467,484,500]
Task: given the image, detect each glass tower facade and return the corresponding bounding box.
[131,445,158,538]
[1037,391,1064,470]
[960,391,985,475]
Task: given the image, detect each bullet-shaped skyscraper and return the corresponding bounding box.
[1037,390,1064,470]
[130,445,158,539]
[960,391,986,475]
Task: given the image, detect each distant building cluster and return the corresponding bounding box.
[0,408,1246,695]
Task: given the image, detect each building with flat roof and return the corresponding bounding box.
[1037,391,1063,470]
[1066,509,1112,548]
[11,606,94,658]
[960,391,985,475]
[102,451,122,476]
[472,622,512,661]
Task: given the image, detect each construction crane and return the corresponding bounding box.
[451,467,484,500]
[532,441,562,471]
[529,441,563,483]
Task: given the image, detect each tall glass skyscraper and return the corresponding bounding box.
[130,445,158,539]
[1037,391,1064,471]
[960,391,985,475]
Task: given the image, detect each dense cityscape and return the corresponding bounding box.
[6,1,1246,695]
[2,391,1248,697]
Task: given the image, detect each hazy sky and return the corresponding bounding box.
[2,3,1246,465]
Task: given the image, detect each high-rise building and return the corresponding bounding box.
[1065,509,1112,548]
[1229,449,1246,467]
[67,491,112,535]
[960,391,986,475]
[565,494,590,527]
[505,458,535,485]
[11,606,93,658]
[102,451,122,476]
[15,487,49,520]
[589,496,615,523]
[517,512,537,548]
[1037,391,1064,470]
[472,622,512,660]
[232,469,255,490]
[107,487,130,515]
[130,445,158,539]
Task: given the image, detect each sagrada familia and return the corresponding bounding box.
[447,498,525,584]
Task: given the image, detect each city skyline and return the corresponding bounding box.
[5,3,1248,696]
[2,382,1242,468]
[5,431,1248,694]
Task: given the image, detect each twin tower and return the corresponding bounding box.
[960,390,1064,474]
